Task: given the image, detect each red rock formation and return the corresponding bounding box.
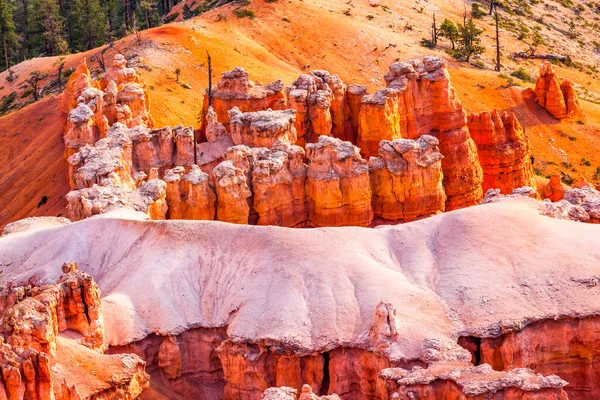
[535,61,581,119]
[287,73,333,146]
[63,56,154,158]
[67,123,135,190]
[369,135,445,222]
[229,107,298,148]
[474,317,600,399]
[130,126,175,173]
[203,67,286,128]
[305,136,373,227]
[252,141,308,227]
[346,84,367,144]
[544,175,566,201]
[0,263,149,399]
[173,125,196,166]
[468,110,535,193]
[358,89,402,158]
[311,70,350,141]
[382,56,483,210]
[164,165,216,220]
[214,160,252,224]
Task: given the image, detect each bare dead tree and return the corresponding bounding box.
[25,70,47,101]
[206,50,213,107]
[495,11,501,72]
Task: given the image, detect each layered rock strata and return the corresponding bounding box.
[380,56,484,210]
[164,165,216,220]
[229,107,298,148]
[63,56,153,158]
[534,61,581,119]
[369,135,445,222]
[468,110,535,193]
[0,263,149,399]
[305,136,373,227]
[202,67,286,128]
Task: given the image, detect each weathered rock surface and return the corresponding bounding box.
[203,67,286,128]
[252,141,308,227]
[263,385,341,399]
[0,263,149,399]
[382,56,484,210]
[229,107,298,148]
[214,160,252,224]
[468,110,535,193]
[564,186,600,223]
[358,89,402,157]
[305,136,373,227]
[535,61,581,119]
[164,165,216,220]
[63,56,153,158]
[544,175,566,202]
[369,135,445,222]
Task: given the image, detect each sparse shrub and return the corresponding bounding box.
[0,92,16,114]
[561,175,574,185]
[471,3,486,18]
[569,135,577,141]
[282,16,290,22]
[576,119,585,125]
[534,167,544,176]
[265,0,278,2]
[235,8,256,18]
[343,8,352,16]
[175,68,181,83]
[420,38,436,48]
[582,158,592,166]
[511,67,534,83]
[367,14,374,20]
[239,0,251,5]
[593,166,600,180]
[181,83,192,89]
[62,67,75,80]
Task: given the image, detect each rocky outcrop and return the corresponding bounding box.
[534,61,581,119]
[305,136,373,227]
[369,135,445,223]
[214,160,252,224]
[468,111,535,193]
[229,107,298,148]
[0,263,149,399]
[63,56,153,158]
[164,165,216,220]
[544,175,566,202]
[203,67,286,128]
[252,141,308,227]
[263,385,341,399]
[358,89,402,158]
[381,56,484,210]
[564,186,600,223]
[346,84,367,144]
[465,317,600,399]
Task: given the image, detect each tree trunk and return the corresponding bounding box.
[495,11,500,72]
[146,10,150,29]
[489,0,495,15]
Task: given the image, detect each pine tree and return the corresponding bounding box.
[439,19,458,50]
[30,0,68,56]
[138,0,156,29]
[455,18,485,62]
[0,0,18,70]
[73,0,106,50]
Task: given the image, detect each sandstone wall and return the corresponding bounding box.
[534,61,581,119]
[0,263,149,399]
[468,110,535,193]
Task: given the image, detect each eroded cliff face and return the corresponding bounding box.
[380,57,484,210]
[202,67,287,129]
[468,111,535,194]
[460,316,600,399]
[534,61,581,119]
[305,136,373,227]
[63,55,153,158]
[369,135,445,223]
[0,263,148,399]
